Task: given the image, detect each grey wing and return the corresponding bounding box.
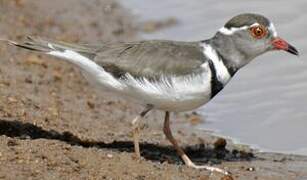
[93,40,206,79]
[8,37,207,79]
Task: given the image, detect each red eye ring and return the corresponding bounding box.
[250,26,267,39]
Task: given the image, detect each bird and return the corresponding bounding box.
[1,13,299,175]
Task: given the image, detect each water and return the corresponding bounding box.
[120,0,307,155]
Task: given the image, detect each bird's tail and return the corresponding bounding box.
[0,36,101,72]
[1,36,96,55]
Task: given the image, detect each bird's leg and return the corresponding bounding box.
[131,105,153,159]
[163,111,230,175]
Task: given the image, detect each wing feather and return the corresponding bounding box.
[94,40,206,78]
[7,37,207,79]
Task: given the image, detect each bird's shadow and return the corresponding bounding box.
[0,119,254,165]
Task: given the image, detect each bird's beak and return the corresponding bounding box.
[271,37,299,56]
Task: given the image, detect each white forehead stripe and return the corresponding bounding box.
[219,23,260,35]
[269,23,278,37]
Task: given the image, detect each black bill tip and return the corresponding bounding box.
[287,44,299,56]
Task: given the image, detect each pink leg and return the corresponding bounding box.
[131,106,152,159]
[163,111,230,175]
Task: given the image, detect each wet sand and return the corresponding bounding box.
[0,0,307,179]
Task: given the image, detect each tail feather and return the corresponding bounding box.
[11,36,55,52]
[1,36,97,55]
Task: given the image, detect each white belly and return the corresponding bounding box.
[83,63,212,112]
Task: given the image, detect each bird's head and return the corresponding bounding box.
[212,13,299,68]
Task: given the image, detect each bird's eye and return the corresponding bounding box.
[250,26,267,39]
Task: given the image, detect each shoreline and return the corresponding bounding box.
[0,0,306,179]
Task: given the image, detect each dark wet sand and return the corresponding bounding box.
[0,0,306,179]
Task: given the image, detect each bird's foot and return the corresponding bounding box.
[183,155,230,175]
[188,163,230,175]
